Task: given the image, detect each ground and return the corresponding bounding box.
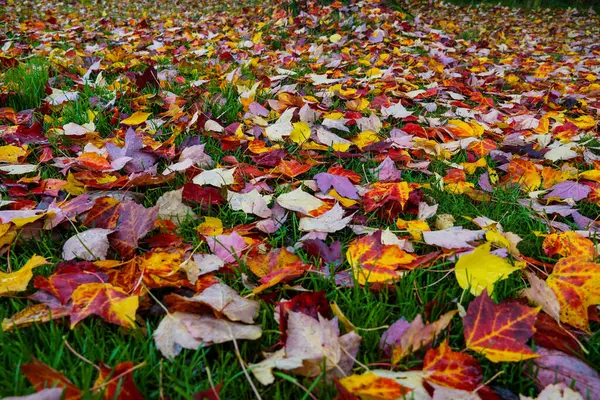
[0,0,599,399]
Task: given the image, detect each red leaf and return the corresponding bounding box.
[109,202,159,259]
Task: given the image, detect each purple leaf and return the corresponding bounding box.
[544,181,591,201]
[532,347,600,399]
[379,317,410,356]
[370,156,401,182]
[314,172,359,199]
[106,128,157,173]
[303,239,342,265]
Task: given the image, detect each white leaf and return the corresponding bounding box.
[62,228,113,261]
[276,188,325,215]
[298,203,352,233]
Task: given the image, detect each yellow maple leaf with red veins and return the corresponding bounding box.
[547,256,600,332]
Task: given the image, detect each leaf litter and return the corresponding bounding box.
[0,0,599,398]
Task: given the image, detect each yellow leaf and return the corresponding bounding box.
[0,145,26,163]
[11,213,45,228]
[579,170,600,182]
[568,115,596,130]
[396,219,430,240]
[331,301,356,332]
[455,243,520,296]
[197,217,223,236]
[0,255,49,295]
[121,111,151,125]
[339,372,412,400]
[289,122,311,144]
[329,189,358,207]
[351,131,380,150]
[329,33,342,43]
[64,172,87,195]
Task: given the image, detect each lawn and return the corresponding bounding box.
[0,0,599,399]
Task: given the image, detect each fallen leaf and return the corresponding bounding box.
[391,310,457,362]
[531,348,600,399]
[463,290,539,362]
[189,283,259,324]
[121,111,151,125]
[70,282,139,328]
[522,271,561,322]
[62,228,113,261]
[423,340,482,391]
[298,203,352,233]
[21,358,82,400]
[206,231,248,263]
[346,231,415,284]
[0,255,48,295]
[547,256,600,332]
[109,202,159,259]
[276,187,325,216]
[455,243,521,296]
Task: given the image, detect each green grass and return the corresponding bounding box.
[1,58,50,111]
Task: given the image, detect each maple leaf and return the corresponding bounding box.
[503,158,541,191]
[346,231,415,285]
[70,282,139,328]
[206,231,248,263]
[108,201,159,259]
[156,188,197,225]
[246,248,311,293]
[423,340,482,391]
[546,256,600,332]
[21,358,82,400]
[0,255,48,295]
[463,290,540,362]
[298,203,352,233]
[455,243,521,296]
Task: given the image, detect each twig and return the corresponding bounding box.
[228,325,262,400]
[64,339,101,371]
[90,361,147,393]
[206,365,220,400]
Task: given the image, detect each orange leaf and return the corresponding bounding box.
[346,231,415,285]
[76,152,113,171]
[338,372,412,400]
[70,282,139,328]
[246,248,311,293]
[547,256,600,332]
[464,290,540,362]
[21,358,82,400]
[423,340,482,391]
[542,232,596,259]
[503,158,541,191]
[271,159,313,178]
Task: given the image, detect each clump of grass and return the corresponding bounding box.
[1,58,50,111]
